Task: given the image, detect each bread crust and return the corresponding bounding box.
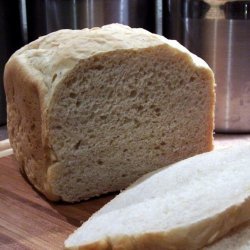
[4,55,59,200]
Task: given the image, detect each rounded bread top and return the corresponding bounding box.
[9,23,210,90]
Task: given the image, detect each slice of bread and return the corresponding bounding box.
[65,144,250,250]
[4,24,215,202]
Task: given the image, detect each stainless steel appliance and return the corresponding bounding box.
[26,0,156,42]
[164,0,250,133]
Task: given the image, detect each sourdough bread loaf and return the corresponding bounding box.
[65,144,250,250]
[4,24,215,202]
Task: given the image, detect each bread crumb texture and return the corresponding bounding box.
[4,24,215,202]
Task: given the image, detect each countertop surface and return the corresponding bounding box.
[1,134,250,249]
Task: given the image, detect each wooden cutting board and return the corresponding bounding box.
[1,135,250,249]
[0,155,115,249]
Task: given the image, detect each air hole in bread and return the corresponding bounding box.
[92,65,104,70]
[53,125,62,130]
[134,119,140,128]
[69,92,77,98]
[76,178,81,183]
[31,124,35,131]
[108,90,113,98]
[129,90,137,98]
[97,159,103,165]
[100,115,107,120]
[137,105,143,111]
[74,140,82,150]
[76,99,81,107]
[190,76,196,82]
[52,73,57,83]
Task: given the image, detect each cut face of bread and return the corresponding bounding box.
[4,24,215,202]
[65,144,250,250]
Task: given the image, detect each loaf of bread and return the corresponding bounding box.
[65,144,250,250]
[4,24,215,202]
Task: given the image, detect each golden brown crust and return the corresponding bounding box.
[200,67,215,152]
[4,56,60,201]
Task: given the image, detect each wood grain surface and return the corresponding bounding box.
[0,156,115,249]
[1,134,250,249]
